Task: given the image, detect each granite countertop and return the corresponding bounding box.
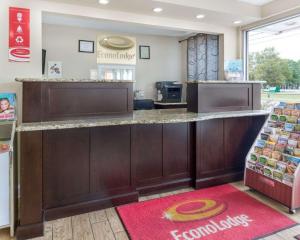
[154,102,187,105]
[16,109,269,132]
[15,78,135,83]
[186,80,266,84]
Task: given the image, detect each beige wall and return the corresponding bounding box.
[0,0,239,83]
[0,0,239,107]
[42,24,182,99]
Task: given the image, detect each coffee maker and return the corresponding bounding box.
[156,81,182,103]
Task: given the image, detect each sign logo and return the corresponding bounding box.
[164,199,226,222]
[97,34,136,65]
[99,36,134,50]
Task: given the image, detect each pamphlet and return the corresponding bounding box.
[0,93,16,121]
[246,101,300,187]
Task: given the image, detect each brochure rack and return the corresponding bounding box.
[245,102,300,213]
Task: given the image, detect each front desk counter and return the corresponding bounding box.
[16,108,269,239]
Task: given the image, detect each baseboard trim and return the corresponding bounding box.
[137,178,193,195]
[16,222,43,240]
[44,191,139,221]
[195,172,244,189]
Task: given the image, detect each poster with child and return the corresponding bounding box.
[0,93,16,121]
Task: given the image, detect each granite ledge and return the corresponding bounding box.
[186,80,266,84]
[15,78,135,83]
[16,109,270,132]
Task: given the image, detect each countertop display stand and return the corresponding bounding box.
[244,102,300,214]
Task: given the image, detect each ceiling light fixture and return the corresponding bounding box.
[153,7,163,13]
[99,0,109,5]
[233,20,242,24]
[196,14,205,19]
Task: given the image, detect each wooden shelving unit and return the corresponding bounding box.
[244,102,300,213]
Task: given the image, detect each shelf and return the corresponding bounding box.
[245,101,300,210]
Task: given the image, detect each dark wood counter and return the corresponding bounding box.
[187,81,264,113]
[16,79,268,239]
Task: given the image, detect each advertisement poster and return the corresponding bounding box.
[9,7,30,62]
[0,93,16,121]
[224,59,243,80]
[97,35,136,65]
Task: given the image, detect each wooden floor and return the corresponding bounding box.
[1,181,299,240]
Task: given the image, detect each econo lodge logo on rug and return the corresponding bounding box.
[163,199,226,222]
[163,199,253,240]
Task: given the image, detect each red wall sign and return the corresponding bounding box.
[9,7,30,62]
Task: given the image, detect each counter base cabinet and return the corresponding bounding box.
[17,116,266,240]
[43,129,90,209]
[43,126,138,221]
[90,126,134,196]
[195,116,266,189]
[132,123,192,194]
[17,132,43,240]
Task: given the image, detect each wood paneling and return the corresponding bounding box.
[90,126,132,195]
[18,117,267,239]
[132,124,163,186]
[196,119,224,178]
[224,117,250,171]
[20,131,43,225]
[22,82,42,122]
[43,129,90,208]
[23,82,133,122]
[163,123,189,178]
[196,117,265,189]
[187,83,262,113]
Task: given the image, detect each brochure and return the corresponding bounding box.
[0,93,16,121]
[247,101,300,186]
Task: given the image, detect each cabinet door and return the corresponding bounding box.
[43,129,90,208]
[224,117,250,172]
[163,123,189,179]
[132,124,163,187]
[196,119,224,178]
[90,126,132,195]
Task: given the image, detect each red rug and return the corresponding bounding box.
[117,184,296,240]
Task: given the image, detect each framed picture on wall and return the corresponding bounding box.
[78,40,94,53]
[139,45,150,59]
[48,61,62,78]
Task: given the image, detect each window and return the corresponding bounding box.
[244,16,300,103]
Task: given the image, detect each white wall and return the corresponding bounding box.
[42,24,182,99]
[0,0,240,111]
[0,0,239,83]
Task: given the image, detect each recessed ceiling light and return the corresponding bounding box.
[153,7,163,13]
[99,0,109,5]
[233,20,242,24]
[196,14,205,19]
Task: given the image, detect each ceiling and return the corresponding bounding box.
[42,12,194,37]
[40,0,264,27]
[238,0,274,6]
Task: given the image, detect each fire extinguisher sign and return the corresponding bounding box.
[9,7,30,62]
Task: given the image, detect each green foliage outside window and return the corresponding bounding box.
[249,47,300,88]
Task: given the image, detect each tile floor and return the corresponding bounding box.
[0,181,299,240]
